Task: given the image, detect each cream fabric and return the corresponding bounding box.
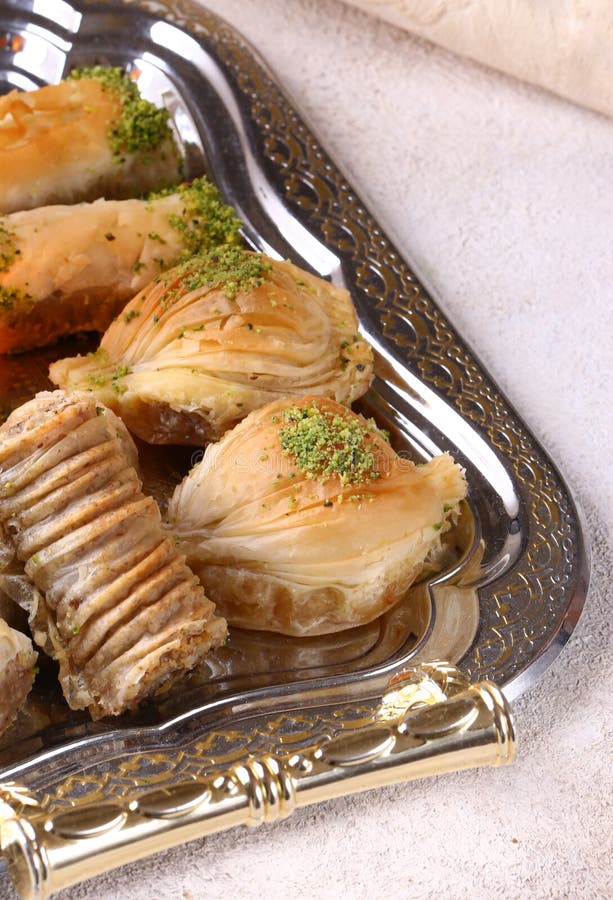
[342,0,613,117]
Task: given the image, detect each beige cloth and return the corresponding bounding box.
[341,0,613,117]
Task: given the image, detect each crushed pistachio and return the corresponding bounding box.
[278,404,380,485]
[0,220,18,272]
[68,66,174,162]
[123,309,141,323]
[0,286,31,309]
[149,177,242,259]
[156,247,272,304]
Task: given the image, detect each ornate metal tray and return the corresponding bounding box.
[0,0,588,896]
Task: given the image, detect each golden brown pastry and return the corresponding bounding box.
[167,396,467,636]
[49,249,374,444]
[0,178,242,353]
[0,66,182,214]
[0,390,227,719]
[0,618,37,737]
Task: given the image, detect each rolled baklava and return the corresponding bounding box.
[0,618,37,737]
[49,249,374,444]
[0,66,182,214]
[167,396,467,636]
[0,178,242,353]
[0,390,227,718]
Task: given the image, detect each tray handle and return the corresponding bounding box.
[0,663,515,900]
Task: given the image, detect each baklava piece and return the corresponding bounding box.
[0,66,181,214]
[50,250,373,444]
[168,396,467,635]
[0,178,241,353]
[0,390,227,719]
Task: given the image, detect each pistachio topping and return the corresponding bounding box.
[149,177,243,258]
[278,403,381,485]
[0,220,18,272]
[68,66,174,161]
[156,247,272,304]
[0,286,31,309]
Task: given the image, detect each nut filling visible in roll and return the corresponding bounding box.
[0,390,227,719]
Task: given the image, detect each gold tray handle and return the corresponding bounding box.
[1,664,515,900]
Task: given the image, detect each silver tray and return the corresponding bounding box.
[0,0,589,894]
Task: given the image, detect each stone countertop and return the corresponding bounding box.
[2,0,611,898]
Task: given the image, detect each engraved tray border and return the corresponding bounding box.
[0,0,589,807]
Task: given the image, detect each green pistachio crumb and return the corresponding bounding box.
[278,403,380,485]
[68,66,175,162]
[0,286,31,309]
[154,247,272,304]
[123,309,141,323]
[151,177,242,259]
[0,220,19,272]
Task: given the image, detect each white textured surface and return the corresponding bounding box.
[2,1,612,898]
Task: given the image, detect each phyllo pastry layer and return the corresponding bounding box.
[0,391,227,719]
[0,178,242,353]
[167,396,467,636]
[50,250,374,444]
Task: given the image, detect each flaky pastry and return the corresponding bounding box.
[0,178,242,353]
[0,390,227,719]
[0,618,37,737]
[50,250,373,444]
[167,396,467,636]
[0,66,181,214]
